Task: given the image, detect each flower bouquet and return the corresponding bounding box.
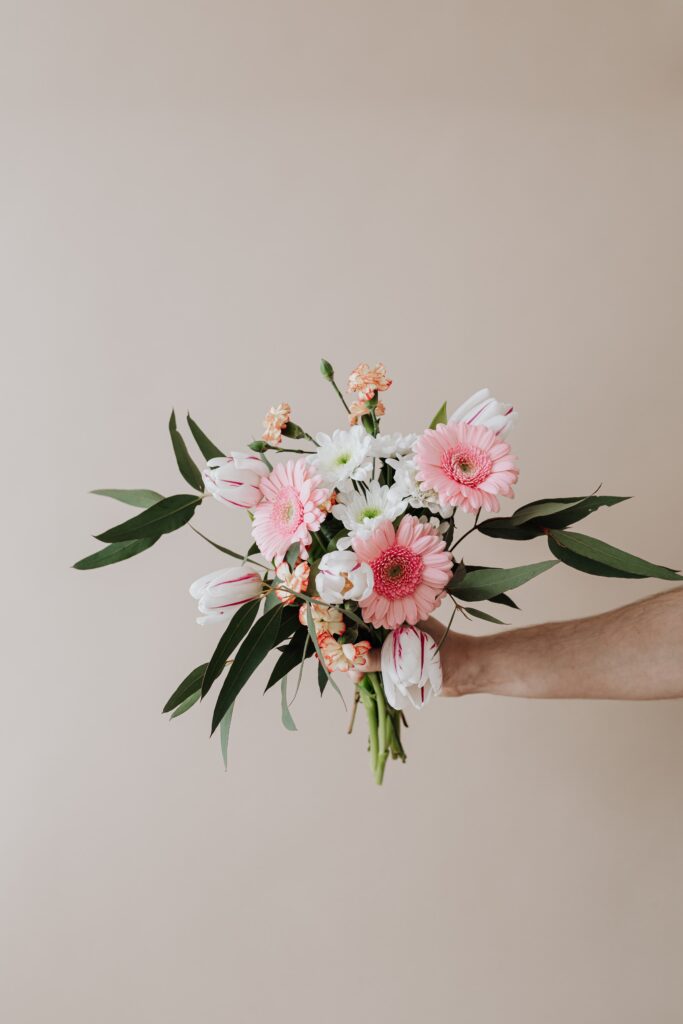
[76,360,681,783]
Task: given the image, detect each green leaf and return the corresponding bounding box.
[169,410,204,492]
[547,535,641,578]
[547,530,681,581]
[201,599,261,697]
[186,413,225,460]
[462,607,507,625]
[449,560,557,601]
[73,535,159,570]
[170,690,201,718]
[189,526,261,565]
[318,661,328,695]
[280,677,297,731]
[285,542,300,570]
[488,592,520,610]
[429,401,447,430]
[96,494,202,543]
[211,605,284,734]
[265,629,309,692]
[479,495,630,538]
[163,663,209,713]
[223,704,239,770]
[91,488,164,508]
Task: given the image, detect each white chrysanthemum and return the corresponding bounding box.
[332,481,408,549]
[310,426,373,488]
[370,432,418,459]
[388,455,454,518]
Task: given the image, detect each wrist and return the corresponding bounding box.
[440,633,486,697]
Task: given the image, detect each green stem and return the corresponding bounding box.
[368,673,389,785]
[357,679,379,780]
[330,379,351,415]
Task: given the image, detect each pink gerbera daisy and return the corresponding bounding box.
[252,458,329,562]
[353,515,452,630]
[414,421,519,515]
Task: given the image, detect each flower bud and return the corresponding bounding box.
[248,439,268,453]
[320,358,335,381]
[190,568,262,625]
[380,626,442,710]
[315,551,374,605]
[203,453,268,510]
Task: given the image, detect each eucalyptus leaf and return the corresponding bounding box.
[91,488,164,508]
[211,605,284,734]
[265,629,309,692]
[547,536,642,578]
[280,677,297,731]
[449,560,557,601]
[189,526,262,566]
[462,607,507,625]
[547,530,681,581]
[187,413,225,460]
[429,401,447,430]
[169,410,204,491]
[96,494,201,543]
[488,592,520,610]
[170,690,201,719]
[219,701,235,769]
[163,663,209,713]
[318,662,328,695]
[73,535,159,570]
[285,542,300,570]
[201,599,261,697]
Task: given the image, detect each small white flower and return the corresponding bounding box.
[418,514,449,536]
[388,455,454,518]
[315,551,374,605]
[380,626,443,710]
[370,432,418,459]
[189,567,263,625]
[449,388,517,439]
[332,481,407,549]
[310,426,373,488]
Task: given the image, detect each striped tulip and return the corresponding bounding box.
[449,388,517,439]
[203,453,268,510]
[380,625,442,711]
[189,568,262,625]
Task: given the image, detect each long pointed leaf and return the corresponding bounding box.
[96,493,201,543]
[548,530,681,581]
[169,410,204,491]
[429,401,447,430]
[201,599,261,697]
[210,605,284,734]
[462,607,507,625]
[170,691,201,719]
[449,560,557,601]
[547,535,642,578]
[280,677,297,731]
[163,663,209,713]
[91,488,164,508]
[73,535,159,570]
[187,413,225,460]
[219,702,235,769]
[264,629,309,692]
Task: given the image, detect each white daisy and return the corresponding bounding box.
[388,455,454,518]
[310,426,373,489]
[370,432,418,459]
[332,481,408,549]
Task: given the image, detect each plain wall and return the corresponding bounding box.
[3,2,683,1021]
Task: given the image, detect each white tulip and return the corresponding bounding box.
[315,551,374,605]
[189,567,262,625]
[449,388,518,438]
[380,626,443,710]
[203,453,268,510]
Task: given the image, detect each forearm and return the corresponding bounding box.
[438,588,683,700]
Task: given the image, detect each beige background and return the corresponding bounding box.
[3,2,683,1021]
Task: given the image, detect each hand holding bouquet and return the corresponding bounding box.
[76,361,681,783]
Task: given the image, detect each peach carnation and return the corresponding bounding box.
[252,458,329,562]
[262,402,291,445]
[273,559,310,606]
[347,363,392,401]
[317,631,371,674]
[414,421,518,515]
[298,600,347,636]
[352,515,452,630]
[348,398,386,426]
